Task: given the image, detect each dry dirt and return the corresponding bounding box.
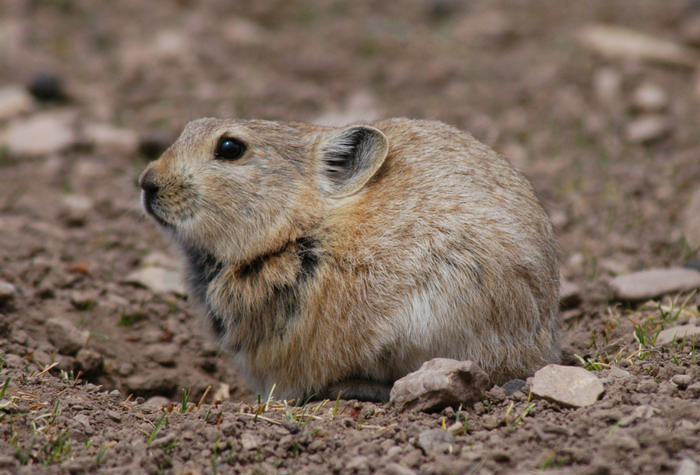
[1,0,700,473]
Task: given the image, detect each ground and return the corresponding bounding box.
[1,0,699,473]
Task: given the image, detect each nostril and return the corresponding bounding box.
[140,169,159,194]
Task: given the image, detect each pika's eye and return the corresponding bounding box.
[215,137,246,160]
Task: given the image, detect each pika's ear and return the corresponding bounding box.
[319,126,389,198]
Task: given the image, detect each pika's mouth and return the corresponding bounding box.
[142,191,173,229]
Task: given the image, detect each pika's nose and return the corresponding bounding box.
[140,169,159,196]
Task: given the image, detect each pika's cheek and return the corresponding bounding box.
[155,182,200,222]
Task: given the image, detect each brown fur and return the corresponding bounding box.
[139,117,560,401]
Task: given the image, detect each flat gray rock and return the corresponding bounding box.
[560,279,582,309]
[625,115,672,144]
[390,358,489,413]
[46,317,89,356]
[6,111,76,156]
[531,364,604,407]
[417,429,456,454]
[124,267,186,295]
[0,85,33,120]
[655,324,700,346]
[609,267,700,301]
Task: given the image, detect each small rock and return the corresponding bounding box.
[416,429,456,454]
[560,279,582,309]
[145,343,178,367]
[73,414,93,435]
[0,85,33,120]
[60,194,94,226]
[70,291,96,311]
[687,382,700,398]
[655,324,700,346]
[682,189,700,249]
[609,267,700,301]
[28,73,67,102]
[578,24,699,68]
[6,112,76,156]
[150,433,177,449]
[83,123,139,155]
[75,349,103,375]
[240,432,260,450]
[125,372,177,398]
[632,83,668,112]
[676,458,699,475]
[592,68,622,103]
[531,364,604,407]
[46,318,88,356]
[502,379,527,396]
[384,462,416,475]
[0,280,17,304]
[346,456,369,471]
[123,267,186,295]
[390,358,490,413]
[637,379,658,393]
[141,251,179,269]
[446,421,464,436]
[625,115,672,144]
[671,374,692,389]
[143,396,170,408]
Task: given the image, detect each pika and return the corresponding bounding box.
[139,118,559,402]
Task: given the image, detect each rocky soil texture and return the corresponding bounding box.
[1,0,700,473]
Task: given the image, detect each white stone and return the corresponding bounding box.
[610,268,700,301]
[676,458,698,475]
[578,24,699,68]
[6,112,76,155]
[240,432,260,450]
[531,364,604,407]
[124,267,186,295]
[682,188,700,249]
[0,85,33,120]
[625,115,672,144]
[0,280,17,303]
[632,83,668,112]
[83,122,139,155]
[141,251,179,270]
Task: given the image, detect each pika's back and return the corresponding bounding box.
[140,117,559,401]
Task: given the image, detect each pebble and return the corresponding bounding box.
[671,374,692,389]
[240,432,261,450]
[145,343,178,367]
[28,73,67,102]
[150,433,177,449]
[0,85,33,120]
[141,251,179,269]
[6,112,77,156]
[632,83,668,112]
[502,379,527,396]
[531,364,604,407]
[73,414,93,435]
[75,349,103,374]
[687,382,700,398]
[345,456,369,471]
[655,324,700,346]
[125,372,177,398]
[560,279,582,309]
[70,291,97,310]
[609,267,700,301]
[46,317,89,356]
[83,122,139,155]
[676,458,699,475]
[142,396,170,408]
[592,68,622,103]
[0,280,17,304]
[578,24,699,68]
[625,115,672,144]
[390,358,489,413]
[417,429,456,454]
[384,462,416,475]
[681,188,700,249]
[123,267,186,295]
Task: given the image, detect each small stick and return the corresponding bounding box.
[197,385,212,409]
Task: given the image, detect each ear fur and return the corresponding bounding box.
[319,126,389,198]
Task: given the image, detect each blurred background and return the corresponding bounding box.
[0,0,699,399]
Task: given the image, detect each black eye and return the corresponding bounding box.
[215,137,246,160]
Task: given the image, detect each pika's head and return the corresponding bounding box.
[139,118,388,262]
